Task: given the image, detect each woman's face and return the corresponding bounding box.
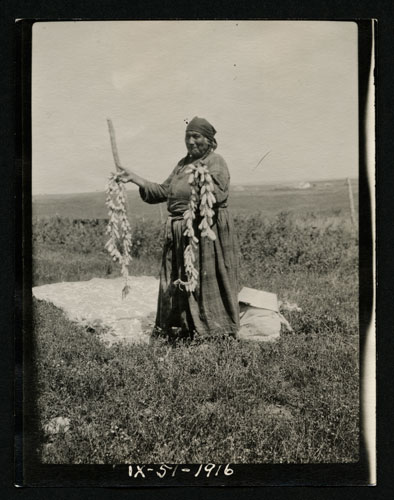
[185,131,211,159]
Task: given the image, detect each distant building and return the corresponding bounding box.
[295,181,312,190]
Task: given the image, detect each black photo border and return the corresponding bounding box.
[11,15,379,493]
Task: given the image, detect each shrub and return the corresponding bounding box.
[33,212,357,281]
[234,211,357,276]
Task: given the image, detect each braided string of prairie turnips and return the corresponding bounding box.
[174,161,216,292]
[105,173,133,299]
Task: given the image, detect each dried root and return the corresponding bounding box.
[175,162,216,292]
[105,173,132,298]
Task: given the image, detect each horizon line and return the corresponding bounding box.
[32,176,358,197]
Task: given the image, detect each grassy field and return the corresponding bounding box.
[31,181,359,464]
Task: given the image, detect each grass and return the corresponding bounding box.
[33,301,358,464]
[31,210,359,464]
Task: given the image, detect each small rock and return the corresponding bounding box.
[279,301,302,313]
[43,417,70,435]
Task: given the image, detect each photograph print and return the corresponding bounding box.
[23,20,375,486]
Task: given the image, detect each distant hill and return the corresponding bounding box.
[33,178,358,220]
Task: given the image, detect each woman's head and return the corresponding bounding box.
[185,117,217,159]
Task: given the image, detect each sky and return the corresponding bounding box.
[32,21,358,195]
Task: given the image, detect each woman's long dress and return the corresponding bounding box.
[139,151,240,338]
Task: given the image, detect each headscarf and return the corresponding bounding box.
[186,117,217,147]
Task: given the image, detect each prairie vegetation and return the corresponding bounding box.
[31,183,359,464]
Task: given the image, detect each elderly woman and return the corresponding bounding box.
[117,117,239,339]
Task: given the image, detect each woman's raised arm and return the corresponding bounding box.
[117,164,179,205]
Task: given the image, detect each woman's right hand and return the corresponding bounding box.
[115,166,147,189]
[116,166,134,183]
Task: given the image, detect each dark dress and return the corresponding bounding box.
[139,151,240,338]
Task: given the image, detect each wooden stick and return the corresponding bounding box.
[346,177,356,228]
[107,118,130,215]
[107,118,121,171]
